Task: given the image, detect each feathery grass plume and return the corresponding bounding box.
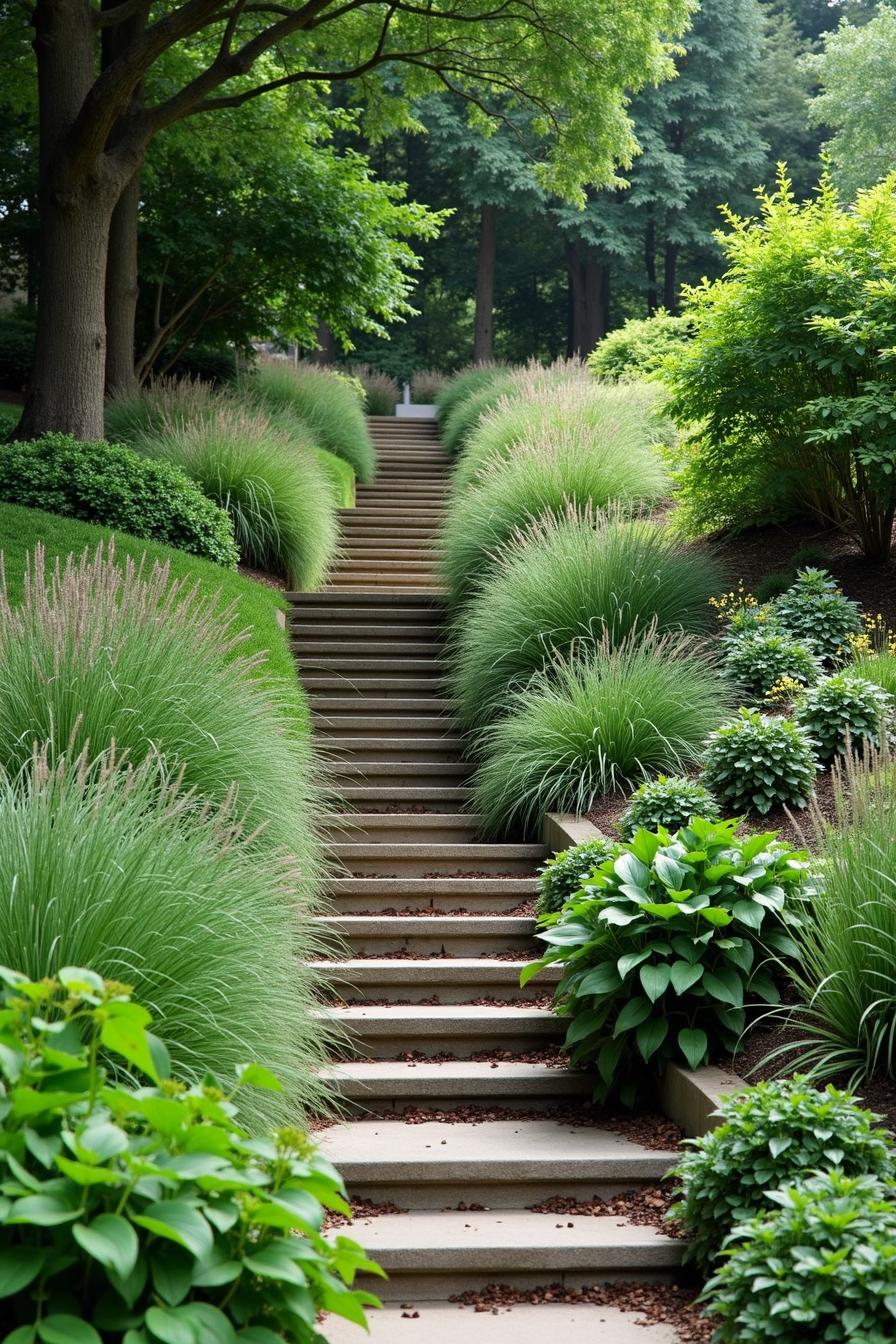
[440,367,519,458]
[470,628,732,835]
[0,747,332,1123]
[132,401,338,588]
[435,361,509,424]
[439,417,668,606]
[242,358,376,482]
[411,368,449,403]
[348,363,400,416]
[449,505,723,729]
[104,374,222,444]
[0,541,323,875]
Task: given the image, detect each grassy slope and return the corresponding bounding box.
[0,502,309,734]
[318,448,355,507]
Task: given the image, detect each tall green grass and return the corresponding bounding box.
[132,402,338,589]
[104,377,219,443]
[850,650,896,698]
[0,750,330,1123]
[243,360,376,483]
[449,507,723,729]
[439,419,668,605]
[435,362,509,425]
[470,631,732,835]
[441,369,518,458]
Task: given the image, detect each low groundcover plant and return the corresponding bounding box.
[535,837,618,918]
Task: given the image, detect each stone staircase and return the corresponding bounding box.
[288,415,683,1337]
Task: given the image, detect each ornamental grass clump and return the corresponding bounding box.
[470,630,732,835]
[702,709,818,814]
[536,837,618,918]
[449,507,722,729]
[771,567,862,663]
[244,358,376,481]
[794,672,893,762]
[349,362,400,415]
[724,630,821,698]
[0,542,322,868]
[435,362,510,433]
[621,774,720,836]
[669,1077,893,1272]
[104,374,221,444]
[440,367,518,458]
[525,818,810,1104]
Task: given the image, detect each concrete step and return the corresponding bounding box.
[291,610,443,627]
[321,1004,561,1057]
[297,656,444,673]
[327,761,473,789]
[322,814,485,842]
[328,843,541,877]
[301,676,449,695]
[288,590,444,608]
[327,1209,683,1299]
[324,575,442,591]
[337,526,440,540]
[319,1119,676,1207]
[316,914,537,956]
[324,876,536,912]
[310,697,452,714]
[317,957,556,1004]
[322,1059,593,1113]
[292,624,442,641]
[335,785,471,809]
[295,641,442,659]
[323,1302,679,1343]
[314,715,451,737]
[323,737,463,760]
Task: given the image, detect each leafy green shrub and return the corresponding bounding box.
[133,403,338,588]
[412,368,448,403]
[448,508,722,729]
[440,421,668,605]
[536,837,618,918]
[0,542,321,865]
[244,359,376,482]
[794,672,893,761]
[771,567,862,664]
[348,362,399,415]
[666,174,896,559]
[470,632,732,834]
[0,967,381,1338]
[0,752,329,1119]
[525,819,808,1103]
[702,709,819,814]
[621,774,719,836]
[587,310,693,379]
[0,434,238,567]
[0,402,19,436]
[0,315,34,390]
[440,368,517,458]
[724,630,821,698]
[755,571,794,603]
[701,1172,896,1344]
[670,1078,893,1271]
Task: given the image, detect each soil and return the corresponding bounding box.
[346,902,537,917]
[447,1283,712,1342]
[530,1183,681,1234]
[238,561,285,591]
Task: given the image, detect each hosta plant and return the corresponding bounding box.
[701,1173,896,1344]
[772,568,862,664]
[536,837,618,919]
[724,630,821,698]
[0,967,382,1342]
[620,775,719,837]
[702,709,819,814]
[524,818,810,1104]
[669,1077,893,1271]
[793,672,893,762]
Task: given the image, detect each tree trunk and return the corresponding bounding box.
[565,243,608,356]
[644,217,658,315]
[105,170,141,396]
[663,241,679,314]
[311,322,337,364]
[473,203,497,363]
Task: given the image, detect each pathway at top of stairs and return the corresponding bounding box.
[289,415,686,1341]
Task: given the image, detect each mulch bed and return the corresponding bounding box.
[447,1283,712,1342]
[530,1183,681,1234]
[346,902,537,917]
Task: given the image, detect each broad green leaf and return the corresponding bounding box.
[639,963,671,1003]
[678,1027,709,1071]
[37,1319,101,1344]
[6,1192,79,1226]
[670,961,703,994]
[143,1307,195,1344]
[73,1214,139,1279]
[576,963,622,997]
[617,948,652,978]
[100,1017,159,1083]
[654,854,688,890]
[4,1328,36,1344]
[703,967,744,1008]
[641,902,681,919]
[698,907,733,927]
[635,1015,668,1062]
[56,1157,124,1186]
[0,1246,45,1299]
[598,906,642,927]
[614,851,650,888]
[235,1064,283,1092]
[132,1202,213,1261]
[613,996,652,1036]
[150,1241,194,1306]
[236,1331,283,1343]
[243,1240,308,1286]
[565,1009,608,1047]
[597,1037,624,1086]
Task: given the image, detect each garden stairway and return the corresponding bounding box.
[288,415,684,1340]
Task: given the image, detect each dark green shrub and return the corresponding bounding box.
[771,567,862,663]
[165,344,236,384]
[0,434,238,567]
[587,310,693,379]
[0,316,34,390]
[536,837,618,918]
[525,818,809,1103]
[620,774,719,836]
[755,571,794,603]
[794,672,893,761]
[702,709,819,813]
[0,967,381,1338]
[702,1172,896,1344]
[670,1077,893,1271]
[724,630,821,698]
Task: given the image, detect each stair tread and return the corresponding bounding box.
[328,843,542,856]
[323,1302,680,1343]
[318,916,533,933]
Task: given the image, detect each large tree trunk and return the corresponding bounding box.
[663,241,679,314]
[311,322,337,364]
[473,203,497,363]
[565,242,609,356]
[644,216,658,316]
[105,170,141,396]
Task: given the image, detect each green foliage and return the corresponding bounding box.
[771,567,862,664]
[317,448,355,508]
[754,572,794,603]
[851,649,896,699]
[0,403,18,436]
[702,708,819,814]
[525,818,808,1102]
[439,414,667,605]
[701,1172,896,1344]
[132,403,338,589]
[470,632,733,834]
[0,754,329,1121]
[243,360,376,483]
[536,837,618,918]
[724,630,821,699]
[621,774,719,837]
[794,673,893,763]
[669,1077,893,1272]
[0,434,238,568]
[0,968,381,1337]
[0,317,33,390]
[348,363,400,416]
[448,507,722,728]
[440,367,517,458]
[666,175,896,559]
[435,363,511,428]
[587,311,693,380]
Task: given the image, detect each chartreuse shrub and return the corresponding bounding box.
[536,837,618,918]
[0,967,381,1338]
[724,630,821,699]
[0,434,237,568]
[243,359,376,482]
[621,775,719,837]
[448,508,722,729]
[794,673,893,762]
[587,310,693,380]
[525,819,809,1104]
[702,1173,896,1344]
[470,632,732,835]
[669,1077,893,1272]
[771,568,862,664]
[0,752,329,1121]
[702,709,818,814]
[0,543,321,865]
